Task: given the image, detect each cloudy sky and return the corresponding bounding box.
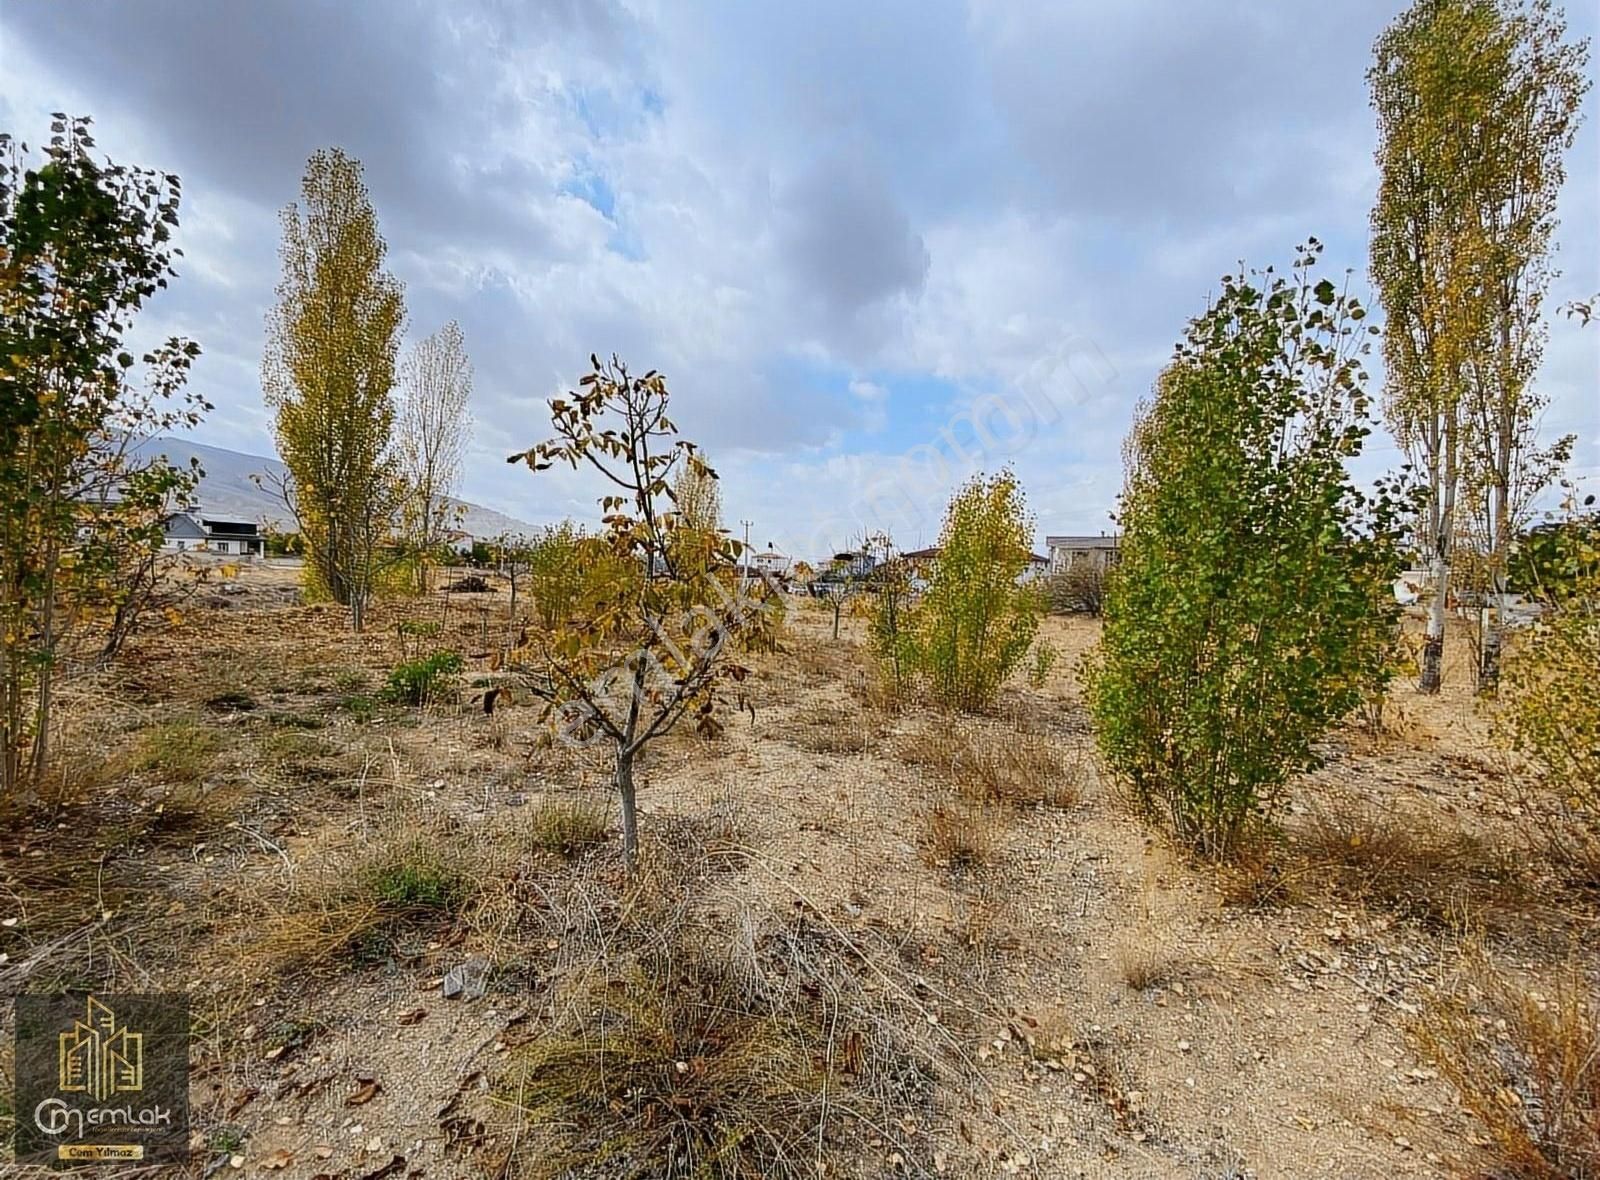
[2,0,1596,559]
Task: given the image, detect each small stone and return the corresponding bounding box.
[442,957,490,1001]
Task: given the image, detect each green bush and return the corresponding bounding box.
[360,835,469,912]
[884,473,1041,712]
[1026,640,1058,689]
[1084,244,1403,858]
[382,651,463,706]
[525,521,586,629]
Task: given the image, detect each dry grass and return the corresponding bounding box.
[494,907,935,1179]
[1115,939,1181,992]
[243,820,477,978]
[1413,949,1600,1178]
[126,718,220,783]
[1292,804,1528,926]
[524,796,610,858]
[899,722,1080,809]
[923,798,999,871]
[783,699,873,754]
[1217,804,1529,927]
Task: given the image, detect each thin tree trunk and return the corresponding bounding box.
[616,749,638,873]
[1420,419,1458,695]
[1420,554,1449,693]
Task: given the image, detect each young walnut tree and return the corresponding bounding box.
[507,356,767,869]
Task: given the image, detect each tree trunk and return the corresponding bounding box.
[1478,580,1505,695]
[351,593,365,635]
[615,749,638,873]
[1419,553,1449,694]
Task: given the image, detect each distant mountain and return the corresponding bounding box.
[130,436,541,541]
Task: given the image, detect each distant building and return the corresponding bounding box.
[829,549,877,579]
[749,543,790,579]
[1046,533,1120,574]
[895,545,1049,586]
[161,510,265,558]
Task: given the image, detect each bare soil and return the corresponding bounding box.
[1,561,1592,1179]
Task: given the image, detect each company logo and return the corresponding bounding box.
[12,992,189,1169]
[58,996,143,1102]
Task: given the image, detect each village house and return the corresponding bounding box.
[748,543,790,579]
[897,545,1051,587]
[1046,533,1120,574]
[161,509,266,557]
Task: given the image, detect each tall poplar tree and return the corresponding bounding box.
[1370,0,1588,693]
[1456,0,1588,689]
[263,148,405,632]
[397,320,473,591]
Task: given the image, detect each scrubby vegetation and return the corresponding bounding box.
[1085,245,1405,858]
[382,650,463,705]
[5,5,1597,1173]
[875,473,1042,712]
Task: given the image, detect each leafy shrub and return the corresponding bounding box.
[524,521,586,629]
[1084,244,1404,858]
[886,473,1041,712]
[1499,590,1600,870]
[1047,560,1107,616]
[382,651,463,706]
[1026,640,1058,689]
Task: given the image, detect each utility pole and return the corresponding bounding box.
[739,519,753,590]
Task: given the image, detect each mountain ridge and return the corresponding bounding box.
[131,436,541,541]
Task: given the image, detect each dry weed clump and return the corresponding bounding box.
[127,718,220,783]
[524,796,610,858]
[1413,952,1599,1178]
[783,700,872,755]
[923,798,999,871]
[1115,939,1182,992]
[1292,805,1527,927]
[246,821,477,977]
[899,723,1079,810]
[495,910,935,1180]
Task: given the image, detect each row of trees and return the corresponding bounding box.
[1370,0,1589,693]
[1083,0,1592,857]
[263,148,474,630]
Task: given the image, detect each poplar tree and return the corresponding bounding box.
[263,148,405,632]
[397,320,473,591]
[1370,0,1589,693]
[1455,0,1588,690]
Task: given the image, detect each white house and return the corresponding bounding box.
[899,545,1050,586]
[161,510,265,557]
[1046,533,1120,574]
[749,543,790,579]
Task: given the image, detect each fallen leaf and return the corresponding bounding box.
[396,1009,427,1027]
[346,1078,383,1107]
[261,1149,294,1170]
